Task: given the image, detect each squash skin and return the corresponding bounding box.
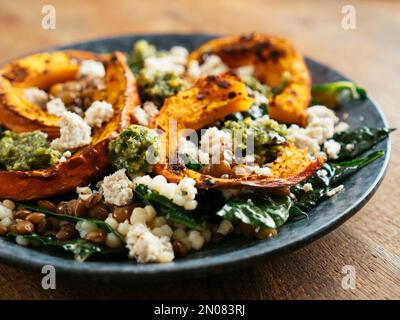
[0,50,106,138]
[0,51,139,200]
[189,33,311,126]
[151,73,324,190]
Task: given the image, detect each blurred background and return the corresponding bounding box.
[0,0,399,299]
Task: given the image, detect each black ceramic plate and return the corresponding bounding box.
[0,34,391,282]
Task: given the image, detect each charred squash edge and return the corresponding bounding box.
[0,50,107,139]
[188,33,311,126]
[0,51,139,200]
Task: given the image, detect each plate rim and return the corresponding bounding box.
[0,33,391,282]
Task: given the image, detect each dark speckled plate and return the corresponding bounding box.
[0,34,391,282]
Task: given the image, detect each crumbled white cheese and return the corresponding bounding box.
[132,106,149,126]
[76,186,93,201]
[178,137,199,162]
[287,105,339,156]
[144,46,188,76]
[101,169,133,206]
[78,60,105,79]
[23,87,48,107]
[247,87,268,105]
[303,183,314,192]
[50,111,92,151]
[326,185,344,197]
[345,143,355,152]
[132,101,159,126]
[59,150,72,163]
[188,55,229,80]
[235,65,255,78]
[324,139,341,159]
[199,127,233,164]
[318,169,328,177]
[126,224,174,263]
[254,166,271,176]
[334,121,350,133]
[46,98,67,116]
[187,60,201,80]
[84,101,114,128]
[287,125,321,156]
[142,101,159,118]
[134,175,198,210]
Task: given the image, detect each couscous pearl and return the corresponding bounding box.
[0,217,13,227]
[0,206,12,219]
[144,205,156,222]
[184,200,197,211]
[172,228,186,240]
[159,225,173,238]
[151,227,164,238]
[2,200,15,211]
[217,220,234,235]
[105,233,122,248]
[153,216,167,228]
[201,229,212,243]
[130,207,147,225]
[180,237,192,251]
[105,216,119,230]
[117,222,131,236]
[76,221,97,238]
[16,235,30,246]
[188,231,205,250]
[158,251,174,263]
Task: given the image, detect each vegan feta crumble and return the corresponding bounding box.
[50,111,92,151]
[78,60,106,79]
[46,98,67,116]
[84,101,114,128]
[101,169,133,206]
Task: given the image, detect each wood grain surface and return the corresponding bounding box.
[0,0,399,300]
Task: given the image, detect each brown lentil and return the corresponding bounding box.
[37,219,47,234]
[37,200,57,212]
[55,223,77,241]
[112,204,135,223]
[88,203,109,220]
[172,240,188,257]
[85,229,107,244]
[0,226,8,236]
[45,217,61,231]
[14,209,32,220]
[15,220,35,235]
[25,212,46,225]
[238,222,256,238]
[84,192,102,208]
[256,228,277,239]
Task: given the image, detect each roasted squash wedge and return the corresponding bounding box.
[0,50,107,138]
[151,73,325,190]
[0,51,139,200]
[189,33,311,126]
[150,72,254,156]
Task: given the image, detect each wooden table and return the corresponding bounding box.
[0,0,399,300]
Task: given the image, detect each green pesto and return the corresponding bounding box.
[107,125,161,174]
[129,40,158,74]
[137,70,186,106]
[241,75,272,98]
[0,131,61,171]
[223,115,287,163]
